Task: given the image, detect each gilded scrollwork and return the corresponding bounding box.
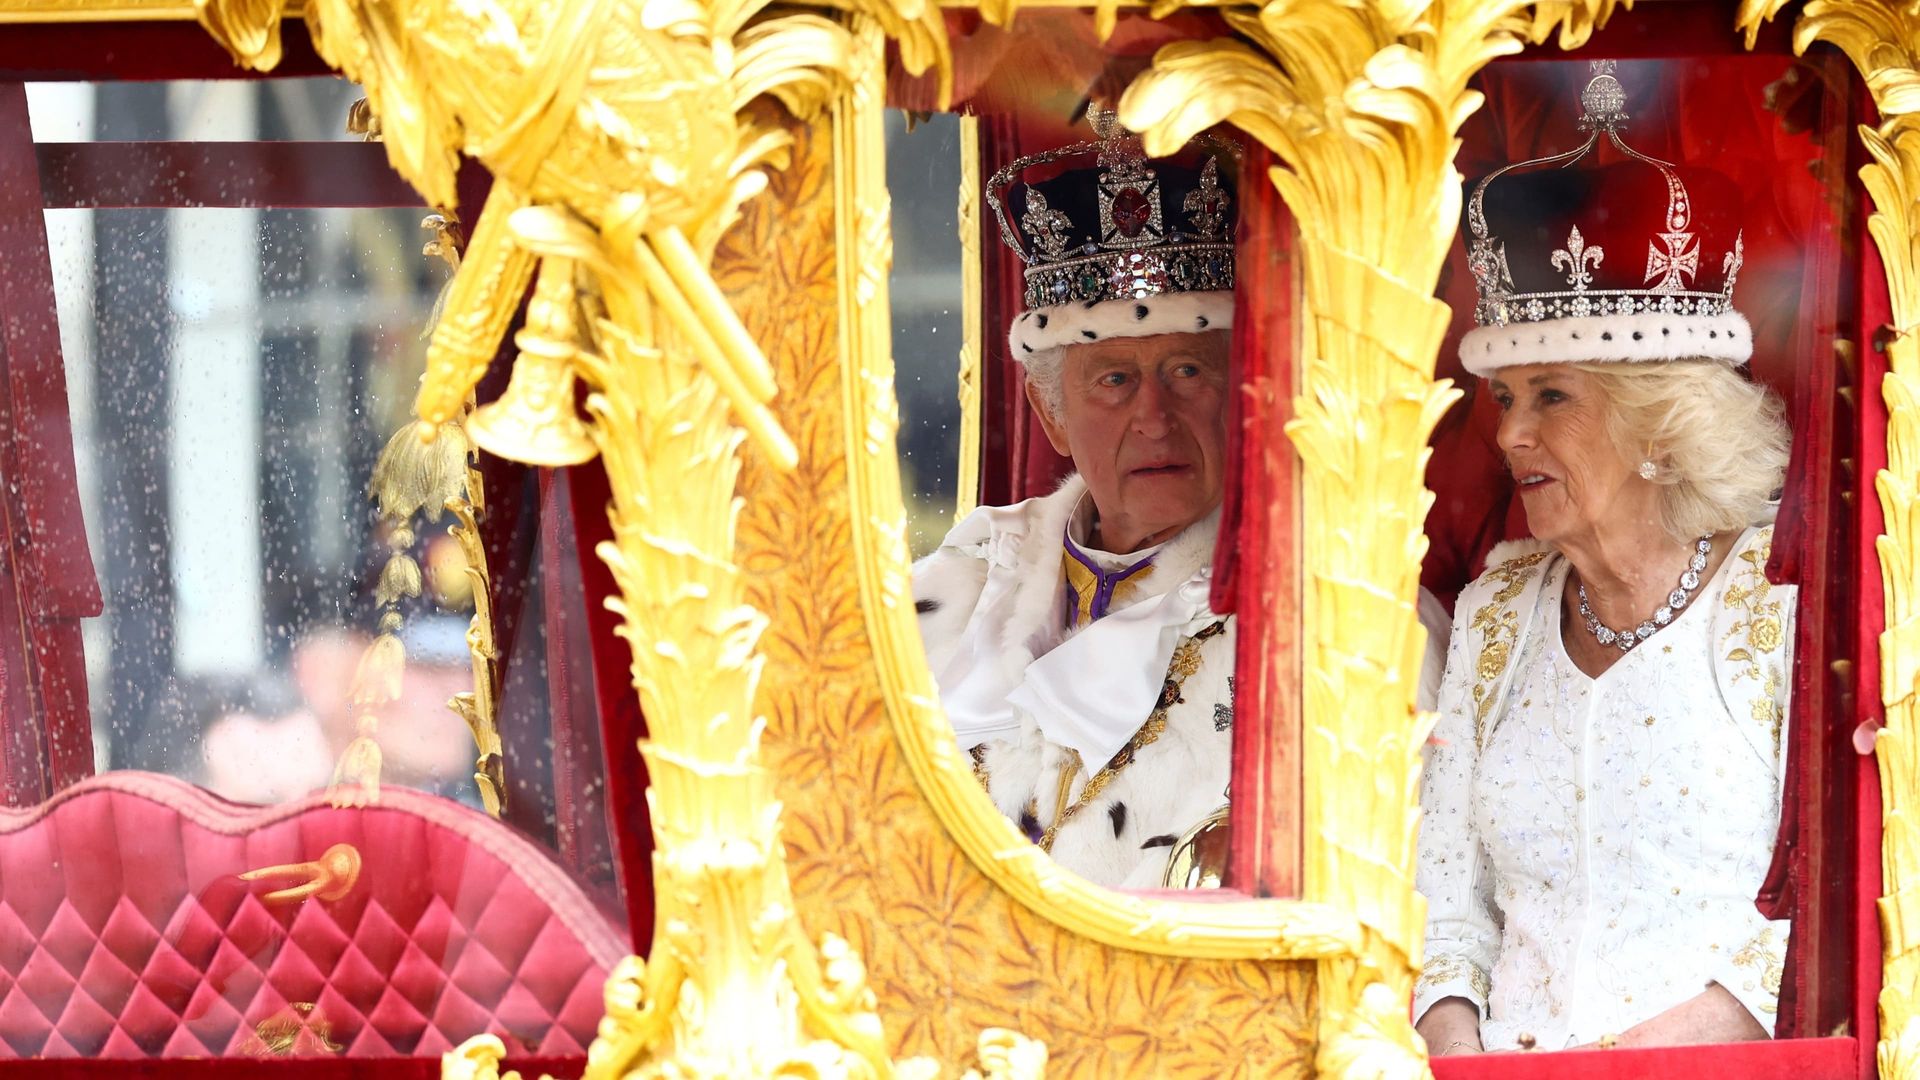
[743,52,1324,1076]
[191,0,973,1074]
[81,0,1920,1076]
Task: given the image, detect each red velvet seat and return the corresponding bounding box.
[0,772,626,1058]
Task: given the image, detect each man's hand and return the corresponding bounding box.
[1417,997,1484,1057]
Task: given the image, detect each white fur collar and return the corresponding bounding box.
[991,475,1222,666]
[916,473,1225,759]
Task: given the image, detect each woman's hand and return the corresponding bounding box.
[1417,997,1485,1057]
[1576,983,1767,1049]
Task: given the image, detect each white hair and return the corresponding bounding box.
[1019,345,1067,417]
[1572,360,1790,542]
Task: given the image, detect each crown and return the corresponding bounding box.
[986,107,1238,314]
[1461,61,1751,374]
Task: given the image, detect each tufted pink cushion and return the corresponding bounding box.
[0,773,626,1058]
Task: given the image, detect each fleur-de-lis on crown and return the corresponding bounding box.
[1551,226,1604,293]
[1183,158,1230,241]
[1021,188,1074,260]
[1646,231,1700,293]
[1721,231,1745,298]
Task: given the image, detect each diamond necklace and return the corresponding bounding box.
[1576,536,1712,653]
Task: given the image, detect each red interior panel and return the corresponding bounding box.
[0,773,624,1058]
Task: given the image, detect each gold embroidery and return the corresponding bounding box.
[969,744,991,791]
[1037,620,1228,852]
[1469,551,1552,751]
[1061,551,1155,629]
[1731,924,1785,1013]
[1720,527,1789,755]
[1417,953,1492,1003]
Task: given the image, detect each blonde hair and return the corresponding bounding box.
[1571,360,1790,543]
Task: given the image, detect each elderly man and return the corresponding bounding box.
[912,119,1248,889]
[915,118,1451,890]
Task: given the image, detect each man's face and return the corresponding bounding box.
[1029,330,1230,553]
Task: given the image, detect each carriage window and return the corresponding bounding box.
[1418,49,1858,1062]
[884,7,1300,896]
[886,110,964,556]
[28,78,370,142]
[0,77,629,1061]
[47,203,486,801]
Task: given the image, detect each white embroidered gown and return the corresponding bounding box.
[1416,526,1793,1050]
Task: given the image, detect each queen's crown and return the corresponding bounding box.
[1467,61,1746,330]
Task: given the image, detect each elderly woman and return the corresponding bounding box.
[1416,69,1795,1054]
[915,116,1450,889]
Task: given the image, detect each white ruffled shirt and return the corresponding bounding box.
[936,493,1220,771]
[1416,526,1792,1049]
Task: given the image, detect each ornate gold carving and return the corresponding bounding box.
[955,113,983,521]
[187,0,979,1072]
[345,213,501,811]
[744,65,1318,1077]
[336,412,468,808]
[1734,4,1920,1075]
[414,211,511,818]
[466,255,597,468]
[239,843,363,903]
[1121,1,1622,1071]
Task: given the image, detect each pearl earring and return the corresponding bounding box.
[1638,460,1657,480]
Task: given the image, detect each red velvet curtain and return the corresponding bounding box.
[0,82,100,807]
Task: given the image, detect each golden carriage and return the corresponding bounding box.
[0,0,1909,1077]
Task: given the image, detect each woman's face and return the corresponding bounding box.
[1492,364,1651,546]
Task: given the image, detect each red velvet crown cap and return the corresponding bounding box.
[1461,155,1753,375]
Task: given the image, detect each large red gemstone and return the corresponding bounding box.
[1111,188,1153,237]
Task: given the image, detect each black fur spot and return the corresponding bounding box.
[1082,330,1098,340]
[1709,330,1718,338]
[914,598,940,615]
[1569,332,1580,340]
[1019,809,1041,837]
[1134,304,1150,320]
[1601,332,1612,341]
[1109,802,1128,837]
[1196,315,1209,329]
[1141,834,1176,849]
[1632,331,1643,340]
[1035,313,1049,329]
[1662,327,1671,336]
